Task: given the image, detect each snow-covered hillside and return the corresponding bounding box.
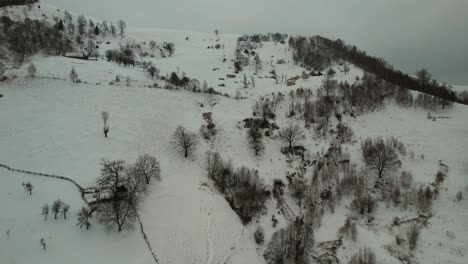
[1,3,467,264]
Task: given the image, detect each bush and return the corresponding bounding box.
[351,195,376,215]
[348,247,376,264]
[407,224,420,251]
[400,171,413,189]
[254,226,265,245]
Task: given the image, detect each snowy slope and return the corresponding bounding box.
[1,3,468,264]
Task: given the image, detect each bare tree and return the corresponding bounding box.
[97,189,138,232]
[96,160,145,232]
[214,29,219,37]
[163,42,175,57]
[134,154,161,184]
[242,74,248,88]
[416,68,431,86]
[97,159,126,192]
[264,228,290,264]
[343,63,350,75]
[22,182,33,195]
[253,99,274,126]
[362,138,401,178]
[76,207,92,230]
[322,74,337,97]
[254,54,261,74]
[117,20,126,38]
[101,111,109,137]
[41,204,49,221]
[278,123,305,150]
[62,203,70,220]
[27,63,37,78]
[77,15,87,36]
[171,126,199,158]
[52,199,63,219]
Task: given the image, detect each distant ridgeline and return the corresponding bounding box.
[287,35,463,104]
[0,0,38,8]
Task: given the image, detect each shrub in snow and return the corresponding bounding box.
[351,194,376,215]
[27,63,36,78]
[455,191,463,202]
[435,170,446,185]
[101,111,110,137]
[338,217,357,242]
[348,247,376,264]
[400,171,413,190]
[254,226,265,245]
[407,224,420,251]
[69,67,78,83]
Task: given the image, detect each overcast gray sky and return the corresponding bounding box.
[45,0,468,85]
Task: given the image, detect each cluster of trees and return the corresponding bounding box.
[206,151,269,224]
[41,199,70,220]
[264,217,315,264]
[0,0,38,8]
[168,72,190,87]
[3,17,74,63]
[91,155,160,232]
[289,36,333,71]
[75,14,123,39]
[0,5,128,65]
[237,33,288,43]
[289,35,460,104]
[105,46,136,67]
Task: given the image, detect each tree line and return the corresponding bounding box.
[289,35,461,104]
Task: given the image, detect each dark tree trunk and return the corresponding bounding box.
[54,213,58,219]
[184,149,188,158]
[86,222,90,230]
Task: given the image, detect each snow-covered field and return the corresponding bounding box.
[1,4,468,264]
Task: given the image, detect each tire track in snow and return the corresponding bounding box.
[203,207,215,264]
